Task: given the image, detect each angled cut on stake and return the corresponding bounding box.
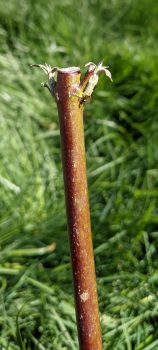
[31,62,112,350]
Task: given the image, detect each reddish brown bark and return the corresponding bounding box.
[55,67,102,350]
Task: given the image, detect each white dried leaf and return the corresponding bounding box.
[103,68,113,81]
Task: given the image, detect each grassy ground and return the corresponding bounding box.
[0,0,158,348]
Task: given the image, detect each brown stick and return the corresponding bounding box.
[55,67,102,350]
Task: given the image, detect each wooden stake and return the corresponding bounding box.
[31,61,112,350]
[55,67,102,350]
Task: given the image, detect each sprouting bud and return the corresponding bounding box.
[97,62,113,82]
[31,64,58,96]
[82,61,112,100]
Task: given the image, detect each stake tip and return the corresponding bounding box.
[58,67,80,74]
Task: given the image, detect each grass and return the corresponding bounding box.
[0,0,158,348]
